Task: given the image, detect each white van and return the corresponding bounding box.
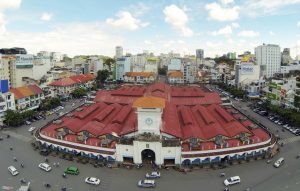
[8,166,19,176]
[224,176,241,186]
[38,163,52,172]
[274,157,284,168]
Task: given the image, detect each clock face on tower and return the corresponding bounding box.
[145,118,153,125]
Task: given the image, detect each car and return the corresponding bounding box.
[59,112,64,116]
[145,171,161,179]
[274,157,284,168]
[291,128,300,134]
[28,126,36,132]
[8,166,19,176]
[25,120,31,125]
[85,177,100,185]
[224,176,241,186]
[283,124,290,128]
[72,103,75,107]
[64,166,79,175]
[234,97,242,101]
[39,149,50,156]
[137,179,155,188]
[38,163,51,172]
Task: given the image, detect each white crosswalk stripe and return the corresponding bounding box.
[1,131,32,142]
[278,136,300,145]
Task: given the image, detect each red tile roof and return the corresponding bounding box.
[41,82,270,146]
[49,74,95,87]
[10,84,43,100]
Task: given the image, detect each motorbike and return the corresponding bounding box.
[20,178,26,184]
[44,183,51,188]
[20,163,24,168]
[62,173,66,178]
[220,172,226,177]
[61,186,67,191]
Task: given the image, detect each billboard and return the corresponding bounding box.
[0,80,9,93]
[240,64,254,74]
[15,54,33,68]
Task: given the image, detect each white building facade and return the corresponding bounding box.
[255,44,281,78]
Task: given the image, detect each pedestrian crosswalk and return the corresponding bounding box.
[1,131,32,142]
[278,136,300,145]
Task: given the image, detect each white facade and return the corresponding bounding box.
[255,44,281,78]
[235,62,260,88]
[136,108,162,135]
[0,92,15,125]
[116,57,131,80]
[115,46,123,59]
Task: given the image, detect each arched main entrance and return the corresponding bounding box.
[141,149,156,164]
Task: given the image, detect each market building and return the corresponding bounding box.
[36,83,276,166]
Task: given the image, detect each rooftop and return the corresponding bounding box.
[41,83,270,147]
[49,74,95,87]
[10,84,43,100]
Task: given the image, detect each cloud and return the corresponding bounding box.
[0,0,21,10]
[126,2,150,17]
[243,0,300,16]
[210,25,232,36]
[269,31,275,36]
[40,12,52,21]
[231,22,239,28]
[238,30,260,37]
[0,22,123,56]
[297,21,300,27]
[205,2,240,21]
[106,11,148,30]
[220,0,234,5]
[163,4,193,37]
[144,40,153,45]
[0,0,22,34]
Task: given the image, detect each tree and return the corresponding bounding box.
[72,87,87,98]
[96,70,110,87]
[39,97,61,111]
[104,58,115,72]
[158,66,167,75]
[4,110,24,127]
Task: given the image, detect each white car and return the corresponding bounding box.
[38,163,52,172]
[85,177,100,185]
[28,126,36,132]
[274,157,284,168]
[145,171,161,179]
[138,179,155,188]
[8,166,19,176]
[224,176,241,186]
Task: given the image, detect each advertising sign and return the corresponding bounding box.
[241,65,254,74]
[15,54,33,68]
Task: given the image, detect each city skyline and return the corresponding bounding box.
[0,0,300,57]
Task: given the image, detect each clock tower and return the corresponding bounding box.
[132,96,165,135]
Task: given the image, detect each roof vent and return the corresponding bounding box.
[76,107,83,111]
[53,120,62,124]
[66,113,73,117]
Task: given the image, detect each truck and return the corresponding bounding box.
[17,182,30,191]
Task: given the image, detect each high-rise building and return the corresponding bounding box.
[116,56,131,80]
[255,44,281,78]
[196,49,204,59]
[115,46,123,59]
[281,48,292,65]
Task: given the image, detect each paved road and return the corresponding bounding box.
[1,96,300,191]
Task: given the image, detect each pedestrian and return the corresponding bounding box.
[57,162,60,167]
[53,162,56,167]
[45,157,48,163]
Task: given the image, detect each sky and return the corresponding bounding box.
[0,0,300,57]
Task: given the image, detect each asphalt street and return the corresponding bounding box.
[0,97,300,191]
